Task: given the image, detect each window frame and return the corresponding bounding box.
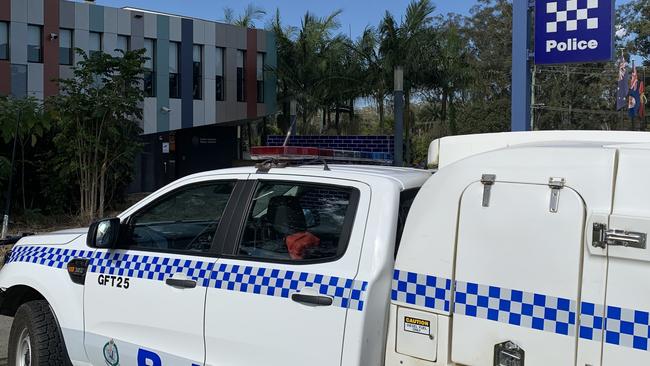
[236,49,246,102]
[222,180,361,266]
[143,38,156,97]
[116,34,130,55]
[27,24,43,63]
[192,44,203,100]
[59,28,73,65]
[256,52,264,103]
[215,46,225,101]
[119,180,240,257]
[169,41,181,99]
[89,31,102,56]
[0,21,9,61]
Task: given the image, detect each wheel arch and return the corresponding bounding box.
[0,285,47,317]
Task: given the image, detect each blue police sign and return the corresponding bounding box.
[535,0,615,64]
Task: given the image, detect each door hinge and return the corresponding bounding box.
[481,174,496,207]
[548,177,565,213]
[592,223,647,249]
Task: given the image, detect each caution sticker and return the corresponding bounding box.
[404,316,431,336]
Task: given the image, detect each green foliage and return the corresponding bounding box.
[48,48,146,222]
[619,0,650,64]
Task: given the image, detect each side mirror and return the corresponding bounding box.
[87,218,121,249]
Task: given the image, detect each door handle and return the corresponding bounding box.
[291,292,333,306]
[165,278,197,289]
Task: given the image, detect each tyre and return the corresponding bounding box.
[7,300,72,366]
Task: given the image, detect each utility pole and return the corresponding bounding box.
[2,109,21,239]
[393,66,404,167]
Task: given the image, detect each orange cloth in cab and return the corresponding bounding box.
[285,232,321,260]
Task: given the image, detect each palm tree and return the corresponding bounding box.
[379,0,437,161]
[223,4,266,28]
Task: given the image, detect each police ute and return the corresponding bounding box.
[3,130,650,366]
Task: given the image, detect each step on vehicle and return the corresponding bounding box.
[3,131,650,366]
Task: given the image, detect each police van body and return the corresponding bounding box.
[3,131,650,366]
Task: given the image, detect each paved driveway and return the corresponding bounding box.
[0,315,11,366]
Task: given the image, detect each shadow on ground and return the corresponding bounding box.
[0,315,12,366]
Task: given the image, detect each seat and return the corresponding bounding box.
[266,196,307,235]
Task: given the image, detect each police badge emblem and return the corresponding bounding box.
[103,339,120,366]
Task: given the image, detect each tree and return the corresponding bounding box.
[49,49,146,223]
[0,97,51,212]
[619,0,650,64]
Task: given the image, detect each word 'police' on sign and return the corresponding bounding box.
[534,0,614,65]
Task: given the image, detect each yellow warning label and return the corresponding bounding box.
[404,317,430,327]
[404,316,431,335]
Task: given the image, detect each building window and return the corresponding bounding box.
[89,32,102,57]
[236,50,246,102]
[256,52,265,103]
[169,42,180,99]
[59,29,73,65]
[0,22,8,60]
[116,35,129,55]
[215,47,224,101]
[192,45,202,100]
[143,38,155,97]
[27,25,43,63]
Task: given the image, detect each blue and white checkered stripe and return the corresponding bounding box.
[603,305,650,351]
[209,263,367,310]
[454,281,577,336]
[391,269,452,312]
[7,246,368,311]
[392,269,650,352]
[7,246,93,268]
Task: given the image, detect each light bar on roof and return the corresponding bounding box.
[250,146,392,163]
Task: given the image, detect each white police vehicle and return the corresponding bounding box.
[3,131,650,366]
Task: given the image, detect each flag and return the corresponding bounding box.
[641,81,647,118]
[628,64,640,118]
[616,56,629,110]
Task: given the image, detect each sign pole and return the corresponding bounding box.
[393,66,404,167]
[512,0,532,132]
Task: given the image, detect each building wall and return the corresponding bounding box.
[0,0,278,134]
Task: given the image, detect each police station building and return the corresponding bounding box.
[0,0,278,191]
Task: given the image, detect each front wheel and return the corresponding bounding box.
[8,301,72,366]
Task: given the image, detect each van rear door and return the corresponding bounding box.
[451,179,586,365]
[601,148,650,365]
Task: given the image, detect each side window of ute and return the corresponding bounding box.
[126,181,235,253]
[237,181,358,262]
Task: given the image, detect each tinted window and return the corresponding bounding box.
[27,25,42,63]
[89,32,102,57]
[0,22,8,60]
[59,29,73,65]
[394,188,419,258]
[238,182,357,262]
[127,182,235,253]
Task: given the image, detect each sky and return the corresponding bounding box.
[89,0,479,38]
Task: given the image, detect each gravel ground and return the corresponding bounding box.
[0,315,11,366]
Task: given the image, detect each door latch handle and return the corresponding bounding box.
[165,278,197,289]
[291,293,333,306]
[592,223,647,249]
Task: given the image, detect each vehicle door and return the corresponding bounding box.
[451,178,587,366]
[601,148,650,365]
[83,174,247,366]
[203,174,371,366]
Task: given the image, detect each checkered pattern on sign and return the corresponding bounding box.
[391,270,452,312]
[208,263,367,310]
[604,305,650,351]
[546,0,599,33]
[6,246,368,311]
[454,281,577,336]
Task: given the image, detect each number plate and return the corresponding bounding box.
[494,341,524,366]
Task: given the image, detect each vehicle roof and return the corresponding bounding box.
[430,131,650,167]
[182,164,433,191]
